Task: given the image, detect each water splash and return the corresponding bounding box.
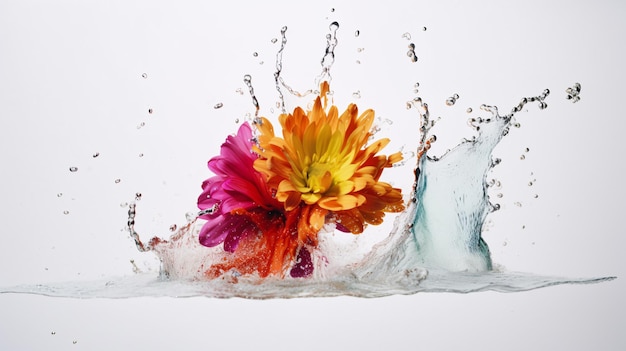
[0,24,614,299]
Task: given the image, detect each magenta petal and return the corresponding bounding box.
[290,247,313,278]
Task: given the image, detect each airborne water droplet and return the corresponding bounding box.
[135,192,142,201]
[466,107,473,113]
[57,193,63,197]
[252,52,258,57]
[169,224,177,232]
[141,73,147,79]
[69,166,78,172]
[402,32,412,40]
[148,108,153,114]
[355,30,360,37]
[63,210,69,215]
[114,179,121,184]
[271,38,278,44]
[423,26,427,31]
[352,90,361,99]
[213,102,223,109]
[92,152,100,158]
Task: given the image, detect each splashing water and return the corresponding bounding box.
[0,24,614,299]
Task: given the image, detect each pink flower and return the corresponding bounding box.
[197,122,278,252]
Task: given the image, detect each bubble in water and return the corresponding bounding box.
[135,192,142,201]
[69,166,78,172]
[401,32,412,40]
[92,152,100,158]
[445,93,459,106]
[355,30,360,37]
[141,73,147,79]
[213,103,224,109]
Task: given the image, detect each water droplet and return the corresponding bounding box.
[57,193,63,197]
[422,26,427,31]
[352,90,361,99]
[120,202,128,207]
[213,102,223,109]
[406,43,418,62]
[355,60,361,64]
[466,107,473,113]
[114,178,121,184]
[138,153,144,157]
[185,211,196,222]
[520,155,526,160]
[51,331,56,335]
[235,118,239,123]
[135,192,142,201]
[92,152,100,158]
[525,147,530,152]
[63,210,69,215]
[169,224,177,232]
[566,82,582,103]
[252,52,258,57]
[357,47,365,53]
[141,73,147,79]
[69,166,78,172]
[528,181,533,186]
[401,32,412,40]
[354,30,360,37]
[445,93,459,106]
[137,122,145,129]
[514,202,522,207]
[73,340,77,345]
[534,194,539,198]
[497,193,503,198]
[148,108,153,114]
[271,38,278,44]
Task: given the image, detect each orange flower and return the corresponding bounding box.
[254,82,405,243]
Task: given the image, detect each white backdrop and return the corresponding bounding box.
[1,0,624,349]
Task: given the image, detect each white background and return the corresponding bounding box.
[1,0,624,349]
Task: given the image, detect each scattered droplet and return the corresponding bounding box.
[445,93,459,106]
[92,152,100,158]
[357,47,365,53]
[114,178,121,184]
[138,153,144,157]
[169,224,177,232]
[235,118,240,123]
[534,194,539,198]
[69,166,78,172]
[57,193,63,197]
[401,32,412,40]
[141,73,147,79]
[271,38,278,44]
[213,102,223,109]
[566,82,582,103]
[354,30,360,37]
[406,43,418,62]
[63,210,69,215]
[514,202,522,207]
[528,181,533,186]
[51,331,56,335]
[135,192,142,201]
[466,107,473,113]
[422,26,427,31]
[73,340,77,345]
[497,193,503,198]
[137,122,145,129]
[355,60,361,64]
[253,52,259,57]
[520,154,526,160]
[330,7,335,12]
[148,108,153,114]
[352,90,361,99]
[120,202,128,207]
